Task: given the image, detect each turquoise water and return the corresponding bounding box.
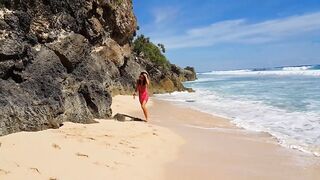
[157,65,320,156]
[189,74,320,112]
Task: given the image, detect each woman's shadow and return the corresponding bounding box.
[113,113,145,122]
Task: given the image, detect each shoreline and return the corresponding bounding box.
[155,93,320,157]
[150,98,320,180]
[154,96,320,157]
[113,96,320,179]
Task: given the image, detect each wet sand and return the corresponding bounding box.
[113,95,320,180]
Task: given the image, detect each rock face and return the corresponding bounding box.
[0,0,196,135]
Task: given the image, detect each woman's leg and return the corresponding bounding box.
[141,100,149,121]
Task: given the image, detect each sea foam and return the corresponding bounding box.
[200,65,320,76]
[156,67,320,156]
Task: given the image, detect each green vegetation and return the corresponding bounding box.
[133,35,169,68]
[0,1,4,8]
[157,43,165,53]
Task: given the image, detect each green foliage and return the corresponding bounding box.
[133,35,169,68]
[0,1,4,8]
[157,43,165,53]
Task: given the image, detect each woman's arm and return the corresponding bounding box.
[144,74,150,86]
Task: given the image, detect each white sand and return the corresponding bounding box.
[0,96,183,180]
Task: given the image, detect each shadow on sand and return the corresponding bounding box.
[113,113,145,122]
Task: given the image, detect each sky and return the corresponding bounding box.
[132,0,320,71]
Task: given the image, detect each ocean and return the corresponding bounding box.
[156,65,320,156]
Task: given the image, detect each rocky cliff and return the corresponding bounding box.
[0,0,196,135]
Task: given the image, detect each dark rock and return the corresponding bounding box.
[0,0,196,136]
[0,33,25,59]
[0,21,9,30]
[170,64,197,82]
[0,61,14,79]
[13,11,31,32]
[47,33,90,73]
[78,81,112,118]
[184,66,197,81]
[3,12,19,29]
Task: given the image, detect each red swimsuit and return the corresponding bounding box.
[138,85,149,104]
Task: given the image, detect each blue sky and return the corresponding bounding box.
[133,0,320,71]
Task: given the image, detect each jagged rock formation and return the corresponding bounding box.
[0,0,196,135]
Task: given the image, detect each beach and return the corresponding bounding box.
[1,0,319,179]
[0,97,183,180]
[0,95,320,180]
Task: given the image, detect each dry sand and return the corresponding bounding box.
[0,97,183,180]
[1,95,320,180]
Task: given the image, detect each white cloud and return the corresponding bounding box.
[154,12,320,49]
[152,7,179,24]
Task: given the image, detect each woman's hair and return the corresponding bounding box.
[138,72,148,86]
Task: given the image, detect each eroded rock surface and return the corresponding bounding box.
[0,0,196,135]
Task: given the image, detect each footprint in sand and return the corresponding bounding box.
[76,152,89,158]
[86,137,96,141]
[129,146,138,149]
[93,161,101,166]
[124,151,135,156]
[152,128,158,136]
[0,169,10,175]
[14,162,20,167]
[49,177,57,180]
[119,141,126,145]
[52,143,61,150]
[105,164,116,169]
[119,139,130,146]
[30,167,41,174]
[0,142,2,147]
[113,161,128,167]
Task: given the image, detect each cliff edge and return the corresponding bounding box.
[0,0,196,135]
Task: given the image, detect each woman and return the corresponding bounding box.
[133,72,150,122]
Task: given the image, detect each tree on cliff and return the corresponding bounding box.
[157,43,165,53]
[133,35,169,68]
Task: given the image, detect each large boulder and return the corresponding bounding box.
[0,0,196,136]
[0,0,138,135]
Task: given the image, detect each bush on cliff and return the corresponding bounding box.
[133,35,169,68]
